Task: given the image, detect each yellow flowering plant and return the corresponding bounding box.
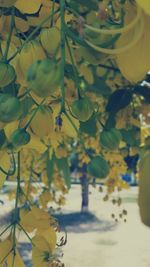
[0,0,150,266]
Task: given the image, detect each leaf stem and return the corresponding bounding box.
[15,152,21,210]
[51,0,56,27]
[0,248,13,265]
[18,223,33,243]
[0,223,12,237]
[3,7,15,61]
[98,63,120,72]
[18,88,32,99]
[11,151,21,267]
[24,98,45,130]
[60,0,66,112]
[65,37,81,98]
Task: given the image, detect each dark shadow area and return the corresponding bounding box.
[53,212,117,233]
[19,243,32,267]
[0,211,12,225]
[0,211,117,267]
[0,210,117,235]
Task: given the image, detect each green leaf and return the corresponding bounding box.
[133,85,150,103]
[87,156,109,178]
[56,157,71,189]
[120,127,140,146]
[3,83,20,96]
[67,0,98,11]
[105,115,116,130]
[106,89,133,113]
[88,78,111,96]
[80,115,97,136]
[65,63,76,80]
[46,155,54,189]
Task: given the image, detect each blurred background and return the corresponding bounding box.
[1,181,150,267]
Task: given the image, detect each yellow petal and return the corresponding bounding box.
[15,57,27,85]
[31,206,49,220]
[79,64,94,84]
[45,131,62,150]
[25,134,47,153]
[52,103,79,138]
[27,5,51,28]
[36,228,56,252]
[18,40,45,76]
[0,151,11,173]
[32,235,51,267]
[39,191,53,209]
[7,250,25,267]
[137,0,150,15]
[15,17,29,32]
[15,0,42,14]
[61,112,79,138]
[0,41,17,67]
[4,121,19,140]
[30,107,53,138]
[0,239,12,264]
[0,171,6,189]
[116,12,150,83]
[20,206,51,232]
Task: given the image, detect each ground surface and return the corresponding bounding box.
[1,185,150,267]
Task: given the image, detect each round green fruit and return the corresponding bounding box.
[87,156,109,178]
[71,98,93,122]
[100,128,122,150]
[0,61,16,88]
[0,94,21,122]
[40,27,60,55]
[27,59,61,97]
[10,128,30,147]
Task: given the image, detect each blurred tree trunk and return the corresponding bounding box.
[80,173,89,213]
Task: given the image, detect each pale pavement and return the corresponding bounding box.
[0,185,150,267]
[63,186,150,267]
